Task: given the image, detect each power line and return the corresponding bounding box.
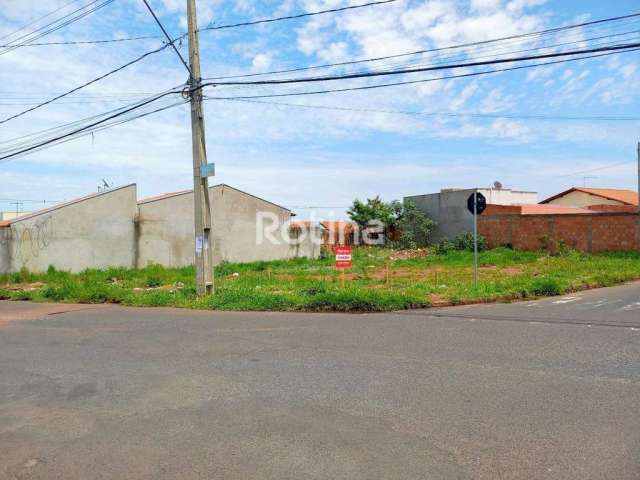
[0,0,85,42]
[0,84,185,148]
[0,0,399,49]
[7,100,187,160]
[0,34,162,48]
[0,90,185,161]
[0,0,115,55]
[203,12,640,81]
[199,0,398,32]
[0,198,62,204]
[141,0,192,77]
[209,98,640,122]
[204,29,640,86]
[203,47,640,99]
[204,42,640,86]
[558,161,637,177]
[0,43,171,126]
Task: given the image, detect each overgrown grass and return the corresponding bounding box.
[1,248,640,312]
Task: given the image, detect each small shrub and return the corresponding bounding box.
[145,277,162,288]
[530,278,562,296]
[454,232,487,252]
[435,238,456,255]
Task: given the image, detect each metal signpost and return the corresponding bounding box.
[467,191,487,289]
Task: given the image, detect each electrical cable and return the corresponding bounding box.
[202,12,640,80]
[141,0,192,77]
[0,34,162,48]
[0,0,85,42]
[0,90,185,161]
[0,0,115,55]
[204,47,640,99]
[209,98,640,122]
[203,42,640,86]
[199,0,398,32]
[0,43,171,126]
[0,84,186,147]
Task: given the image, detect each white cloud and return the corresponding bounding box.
[0,0,638,213]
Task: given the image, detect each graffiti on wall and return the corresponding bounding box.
[0,216,54,266]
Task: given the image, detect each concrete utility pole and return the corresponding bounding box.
[187,0,214,295]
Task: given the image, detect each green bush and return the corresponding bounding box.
[394,200,436,249]
[454,232,487,252]
[530,277,562,296]
[435,238,456,255]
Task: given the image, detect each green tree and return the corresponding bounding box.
[347,197,435,248]
[395,200,436,249]
[347,196,396,229]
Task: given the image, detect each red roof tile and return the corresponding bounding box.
[540,187,638,206]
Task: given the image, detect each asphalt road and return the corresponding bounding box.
[1,283,639,479]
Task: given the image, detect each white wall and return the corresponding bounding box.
[0,185,137,273]
[137,184,320,267]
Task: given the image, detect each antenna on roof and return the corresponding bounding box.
[493,181,503,190]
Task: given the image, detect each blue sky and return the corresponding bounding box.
[0,0,639,219]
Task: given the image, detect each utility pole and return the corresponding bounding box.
[187,0,214,295]
[637,141,640,214]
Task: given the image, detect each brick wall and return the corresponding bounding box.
[479,212,640,253]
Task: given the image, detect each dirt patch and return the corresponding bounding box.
[428,294,451,307]
[389,248,430,260]
[479,265,524,276]
[1,282,46,292]
[369,266,446,281]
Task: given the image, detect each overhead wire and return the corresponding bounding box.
[0,0,86,42]
[0,89,187,161]
[0,34,162,48]
[204,47,640,99]
[203,42,640,86]
[209,98,640,122]
[0,0,399,49]
[0,42,171,126]
[0,0,116,55]
[141,0,192,77]
[0,84,186,148]
[202,12,640,81]
[199,0,398,32]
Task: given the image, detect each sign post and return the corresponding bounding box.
[467,191,487,289]
[335,245,352,288]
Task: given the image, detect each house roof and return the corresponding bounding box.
[0,184,136,228]
[540,187,638,206]
[136,189,192,205]
[137,184,292,213]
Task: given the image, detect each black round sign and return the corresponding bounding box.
[467,192,487,215]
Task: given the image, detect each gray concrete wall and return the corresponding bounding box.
[137,184,320,267]
[405,188,538,241]
[0,185,137,273]
[0,228,9,273]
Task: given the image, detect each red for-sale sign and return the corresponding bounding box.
[335,245,352,269]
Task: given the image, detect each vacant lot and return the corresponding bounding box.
[1,248,640,311]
